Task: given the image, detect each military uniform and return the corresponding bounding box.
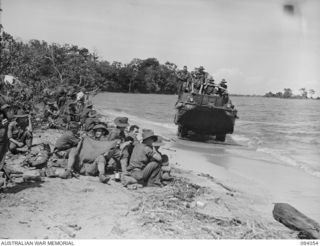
[106,117,129,142]
[177,69,192,93]
[106,128,126,141]
[127,143,162,186]
[191,67,208,94]
[203,76,216,95]
[217,79,228,96]
[8,118,33,154]
[54,131,79,152]
[126,130,162,186]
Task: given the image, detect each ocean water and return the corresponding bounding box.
[93,92,320,179]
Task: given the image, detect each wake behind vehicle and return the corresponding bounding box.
[174,92,238,142]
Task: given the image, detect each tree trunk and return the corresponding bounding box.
[273,203,320,239]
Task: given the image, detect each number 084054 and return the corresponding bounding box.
[300,241,319,246]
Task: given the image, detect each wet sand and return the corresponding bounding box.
[0,129,296,239]
[172,139,320,222]
[101,107,320,223]
[1,109,317,238]
[119,114,320,224]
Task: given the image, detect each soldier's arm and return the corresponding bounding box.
[8,122,23,146]
[146,146,162,162]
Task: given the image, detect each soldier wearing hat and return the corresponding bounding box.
[176,65,192,93]
[217,78,228,96]
[203,76,217,95]
[70,139,123,184]
[92,124,109,141]
[106,117,129,142]
[191,66,207,94]
[8,114,33,154]
[126,129,163,187]
[82,110,101,132]
[44,101,60,128]
[220,79,227,89]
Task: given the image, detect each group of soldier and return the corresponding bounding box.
[0,82,172,189]
[176,66,228,96]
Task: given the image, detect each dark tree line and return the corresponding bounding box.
[0,32,179,94]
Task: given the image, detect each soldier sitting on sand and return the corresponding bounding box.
[127,125,140,144]
[59,136,131,183]
[125,129,163,187]
[118,125,141,174]
[44,101,60,129]
[107,117,129,142]
[83,110,101,132]
[88,139,134,183]
[8,114,33,154]
[91,124,109,141]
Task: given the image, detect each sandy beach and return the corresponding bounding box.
[98,106,320,223]
[2,0,320,241]
[1,105,319,239]
[0,126,300,239]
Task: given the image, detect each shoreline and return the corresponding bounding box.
[1,107,317,239]
[96,106,320,223]
[0,128,297,239]
[94,100,320,220]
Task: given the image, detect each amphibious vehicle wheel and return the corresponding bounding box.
[215,134,226,142]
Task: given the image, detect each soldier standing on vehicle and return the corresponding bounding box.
[191,68,201,94]
[217,79,230,104]
[176,66,192,93]
[193,66,208,95]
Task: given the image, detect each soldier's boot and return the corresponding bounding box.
[99,174,110,184]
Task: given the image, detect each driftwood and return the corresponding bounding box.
[273,203,320,239]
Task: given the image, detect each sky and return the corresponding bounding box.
[2,0,320,95]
